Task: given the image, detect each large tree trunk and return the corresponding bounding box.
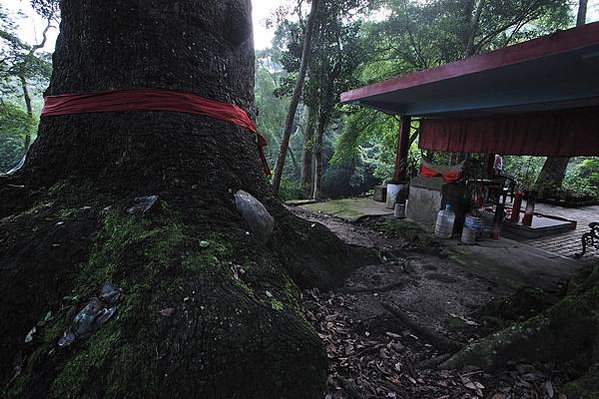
[300,106,316,197]
[0,1,369,398]
[271,0,320,196]
[535,157,570,198]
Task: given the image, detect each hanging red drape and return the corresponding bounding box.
[418,107,599,156]
[42,88,270,175]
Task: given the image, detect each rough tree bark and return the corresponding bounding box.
[271,0,320,196]
[535,156,570,197]
[0,1,371,398]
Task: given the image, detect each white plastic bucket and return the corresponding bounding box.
[386,183,404,209]
[394,203,406,219]
[461,226,477,245]
[464,215,484,239]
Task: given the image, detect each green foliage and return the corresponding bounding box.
[273,0,377,191]
[503,156,546,191]
[503,156,599,200]
[278,177,304,201]
[30,0,60,20]
[333,109,421,183]
[0,101,36,171]
[332,109,397,173]
[563,158,599,199]
[256,48,291,164]
[373,0,572,72]
[0,4,53,95]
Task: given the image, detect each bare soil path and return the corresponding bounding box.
[290,206,576,399]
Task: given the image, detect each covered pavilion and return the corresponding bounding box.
[341,22,599,182]
[340,22,599,237]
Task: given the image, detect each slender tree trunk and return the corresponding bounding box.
[0,1,368,397]
[577,0,588,26]
[535,0,587,195]
[301,106,316,197]
[464,0,486,57]
[461,0,476,52]
[271,0,320,196]
[288,146,300,177]
[311,114,328,200]
[19,75,33,151]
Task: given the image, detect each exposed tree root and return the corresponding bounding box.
[382,303,464,352]
[340,280,408,294]
[0,180,374,398]
[441,266,599,398]
[416,353,452,369]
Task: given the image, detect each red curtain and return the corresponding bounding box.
[419,107,599,156]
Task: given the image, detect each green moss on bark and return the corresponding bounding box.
[6,205,327,398]
[442,266,599,397]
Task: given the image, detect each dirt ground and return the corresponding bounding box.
[290,207,577,399]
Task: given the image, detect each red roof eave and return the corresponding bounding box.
[341,22,599,104]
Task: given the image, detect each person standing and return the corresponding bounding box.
[494,154,504,176]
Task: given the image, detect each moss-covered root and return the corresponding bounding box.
[441,266,599,386]
[565,322,599,399]
[7,211,327,399]
[565,364,599,399]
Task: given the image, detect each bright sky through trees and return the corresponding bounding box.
[0,0,289,51]
[0,0,598,55]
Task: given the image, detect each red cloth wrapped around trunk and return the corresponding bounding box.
[42,89,270,175]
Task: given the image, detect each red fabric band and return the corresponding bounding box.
[420,161,463,183]
[42,88,270,175]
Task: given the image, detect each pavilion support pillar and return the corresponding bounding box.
[394,115,412,182]
[485,153,495,178]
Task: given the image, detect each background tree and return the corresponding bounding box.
[535,0,588,198]
[0,1,369,397]
[271,0,320,196]
[0,3,55,151]
[0,102,36,170]
[0,3,54,168]
[333,0,572,190]
[274,0,375,199]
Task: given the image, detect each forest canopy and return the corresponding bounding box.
[1,0,598,197]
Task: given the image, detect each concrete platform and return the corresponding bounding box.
[493,211,577,239]
[299,197,393,222]
[445,237,583,294]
